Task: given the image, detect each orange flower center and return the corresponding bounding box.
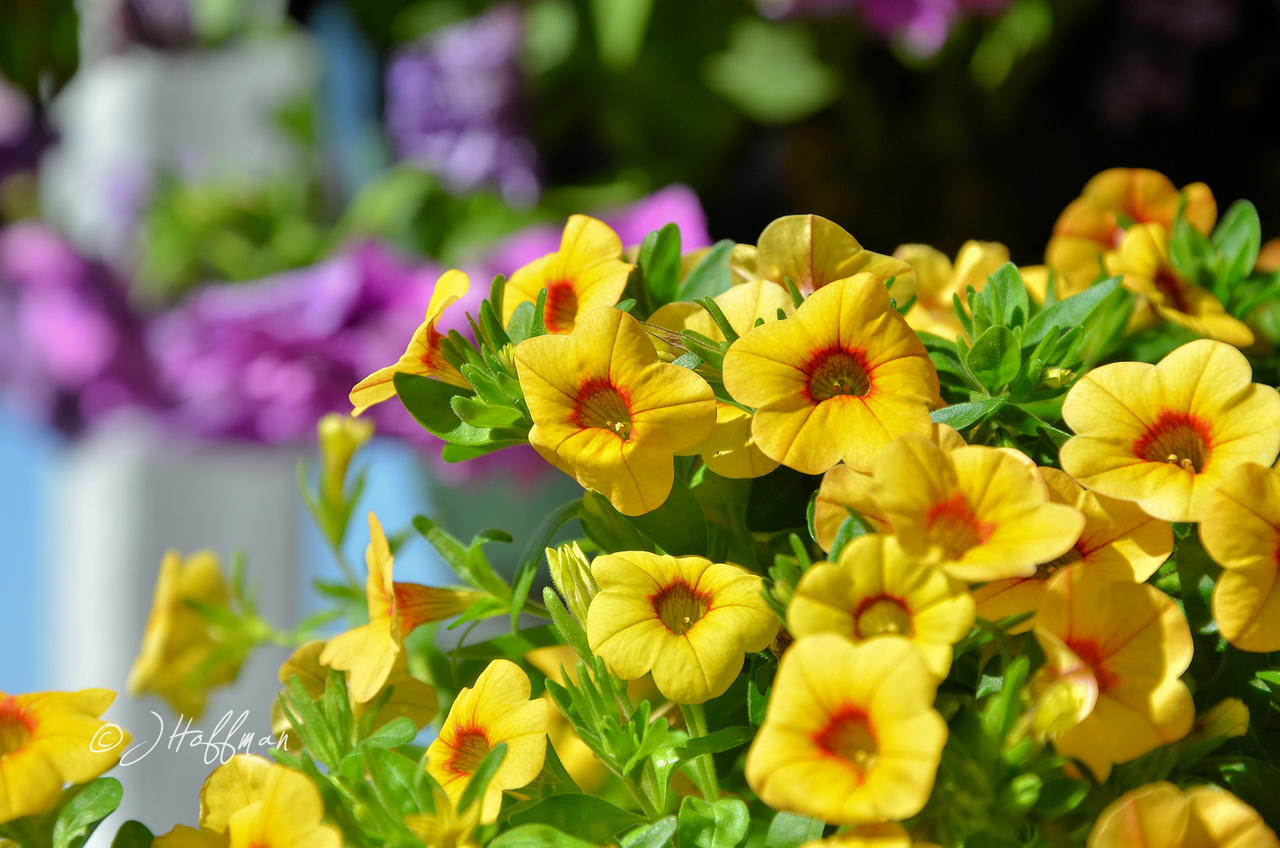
[805,347,871,402]
[854,596,913,638]
[1132,411,1211,473]
[1152,267,1192,314]
[926,493,995,560]
[544,280,579,334]
[0,697,34,757]
[813,705,878,780]
[651,580,711,635]
[571,378,634,440]
[1034,546,1083,579]
[448,726,491,776]
[1065,639,1116,693]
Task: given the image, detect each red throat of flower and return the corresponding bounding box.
[926,493,995,560]
[448,726,492,776]
[571,378,634,440]
[0,696,35,756]
[813,704,879,781]
[543,280,579,334]
[804,346,872,403]
[1065,639,1117,693]
[1152,268,1193,314]
[650,579,711,635]
[853,595,913,639]
[1131,411,1212,473]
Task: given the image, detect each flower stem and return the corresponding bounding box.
[680,702,720,801]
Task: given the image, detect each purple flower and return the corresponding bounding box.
[385,5,539,205]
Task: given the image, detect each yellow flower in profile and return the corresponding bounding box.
[153,755,340,848]
[1088,781,1279,848]
[746,634,946,825]
[0,689,128,823]
[872,435,1084,583]
[1047,168,1216,291]
[502,215,634,334]
[788,534,974,679]
[895,241,1010,339]
[425,660,549,823]
[587,551,779,703]
[514,306,716,515]
[128,550,242,719]
[1106,223,1253,346]
[1060,339,1280,522]
[1033,565,1194,781]
[271,640,438,749]
[1199,462,1280,652]
[350,269,470,415]
[722,274,940,476]
[973,467,1172,630]
[321,513,483,702]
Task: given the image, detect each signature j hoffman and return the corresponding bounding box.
[90,710,288,766]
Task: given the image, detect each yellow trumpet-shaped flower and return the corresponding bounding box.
[788,534,975,679]
[746,634,946,825]
[502,215,634,334]
[895,241,1010,340]
[425,660,549,823]
[514,306,716,515]
[1088,781,1279,848]
[0,689,128,823]
[587,551,779,703]
[1033,565,1194,781]
[1199,462,1280,652]
[1060,339,1280,523]
[722,274,940,476]
[350,269,470,415]
[320,513,483,702]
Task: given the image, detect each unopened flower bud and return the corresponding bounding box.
[318,413,374,506]
[546,542,598,624]
[1040,367,1074,390]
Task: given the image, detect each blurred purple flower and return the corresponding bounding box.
[385,5,539,205]
[121,0,194,49]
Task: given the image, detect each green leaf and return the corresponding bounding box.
[638,223,683,306]
[1023,277,1122,348]
[588,0,653,69]
[110,821,155,848]
[677,796,750,848]
[490,824,600,848]
[1211,199,1262,286]
[680,240,736,301]
[747,466,820,532]
[450,395,526,429]
[544,587,592,660]
[705,19,840,124]
[507,300,537,345]
[510,499,582,630]
[358,716,418,750]
[966,325,1021,389]
[763,812,825,848]
[621,816,679,848]
[506,795,645,842]
[393,373,491,445]
[624,476,707,555]
[412,514,469,576]
[931,395,1007,429]
[987,263,1030,327]
[52,778,123,848]
[676,726,754,759]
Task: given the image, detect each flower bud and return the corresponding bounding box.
[1187,697,1249,744]
[318,413,374,506]
[1039,367,1074,390]
[546,542,598,624]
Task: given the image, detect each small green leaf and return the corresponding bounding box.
[763,812,825,848]
[505,795,645,842]
[987,263,1030,327]
[489,824,599,848]
[358,716,418,750]
[680,240,736,300]
[507,300,537,344]
[677,726,754,759]
[1211,199,1262,286]
[966,325,1021,389]
[450,396,526,429]
[393,373,490,445]
[110,821,155,848]
[930,395,1007,429]
[1023,277,1122,348]
[677,796,750,848]
[639,223,683,306]
[52,778,124,848]
[621,816,679,848]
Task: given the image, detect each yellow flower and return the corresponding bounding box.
[801,823,943,847]
[1033,565,1194,781]
[1088,781,1279,848]
[153,755,341,848]
[895,241,1010,339]
[788,534,974,679]
[502,215,634,335]
[973,467,1172,630]
[1060,339,1280,522]
[271,640,437,749]
[1106,223,1253,346]
[0,689,128,823]
[349,269,470,415]
[1199,462,1280,652]
[734,214,917,302]
[587,551,779,703]
[1046,168,1216,292]
[321,513,483,702]
[317,412,374,506]
[404,785,482,848]
[746,634,946,825]
[425,659,549,823]
[722,274,940,476]
[872,435,1084,583]
[128,550,242,719]
[514,306,716,515]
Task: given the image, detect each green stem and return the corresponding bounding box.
[680,702,720,801]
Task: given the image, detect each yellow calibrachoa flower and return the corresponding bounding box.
[1106,223,1253,346]
[129,550,242,719]
[734,214,917,302]
[0,689,127,823]
[872,435,1084,583]
[1088,781,1279,848]
[404,786,481,848]
[1033,565,1194,781]
[271,640,438,749]
[746,634,946,825]
[1059,339,1280,523]
[587,551,779,703]
[514,306,716,515]
[788,534,974,679]
[894,240,1010,339]
[973,467,1172,630]
[1199,462,1280,652]
[350,269,470,415]
[320,513,482,702]
[1047,168,1216,291]
[502,215,634,334]
[153,755,340,848]
[722,274,940,476]
[425,659,549,823]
